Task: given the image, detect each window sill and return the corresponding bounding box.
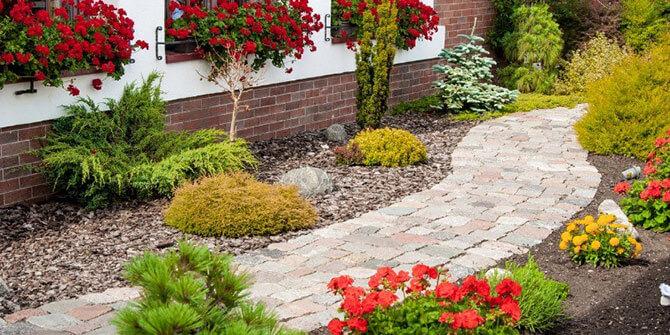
[12,68,102,84]
[166,51,202,64]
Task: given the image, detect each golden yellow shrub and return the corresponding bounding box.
[350,128,427,167]
[164,173,317,237]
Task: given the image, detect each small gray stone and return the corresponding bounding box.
[279,167,333,197]
[598,199,639,239]
[325,124,347,142]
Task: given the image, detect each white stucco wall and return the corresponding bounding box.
[0,0,445,128]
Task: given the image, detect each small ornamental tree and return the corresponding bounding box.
[0,0,148,93]
[167,0,322,139]
[433,33,518,114]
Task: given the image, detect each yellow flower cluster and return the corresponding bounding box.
[559,214,643,267]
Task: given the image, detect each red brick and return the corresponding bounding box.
[4,308,47,324]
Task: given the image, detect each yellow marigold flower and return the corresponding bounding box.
[609,223,625,229]
[590,240,601,251]
[609,237,620,247]
[635,242,643,253]
[597,214,615,225]
[561,232,572,242]
[559,240,569,250]
[583,215,595,224]
[572,234,588,246]
[566,223,577,233]
[573,246,581,254]
[627,236,637,244]
[617,247,625,255]
[585,223,600,235]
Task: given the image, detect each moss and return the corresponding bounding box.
[164,173,317,237]
[575,42,670,159]
[350,128,427,167]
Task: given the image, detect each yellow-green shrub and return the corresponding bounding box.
[620,0,670,52]
[575,42,670,159]
[555,34,629,94]
[164,173,317,237]
[349,128,427,167]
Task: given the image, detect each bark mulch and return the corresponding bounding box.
[0,112,475,315]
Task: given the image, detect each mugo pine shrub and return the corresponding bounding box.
[433,34,518,114]
[574,42,670,160]
[335,128,427,167]
[36,73,257,208]
[114,242,302,335]
[616,130,670,232]
[164,173,317,237]
[487,257,569,333]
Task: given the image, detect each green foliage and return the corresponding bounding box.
[433,34,518,114]
[500,4,564,93]
[164,173,317,238]
[453,94,583,121]
[555,34,629,94]
[620,0,670,51]
[391,95,441,115]
[488,257,569,333]
[355,0,398,129]
[348,128,427,167]
[575,42,670,159]
[36,74,257,208]
[113,242,302,335]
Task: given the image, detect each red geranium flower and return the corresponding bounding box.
[327,318,345,335]
[66,84,80,96]
[92,79,103,90]
[451,309,484,330]
[614,181,631,194]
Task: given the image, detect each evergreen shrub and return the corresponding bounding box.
[338,128,427,167]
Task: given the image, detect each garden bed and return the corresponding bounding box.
[507,154,670,335]
[0,112,474,314]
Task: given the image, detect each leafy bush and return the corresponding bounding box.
[453,94,582,121]
[345,128,427,167]
[333,143,365,166]
[354,0,398,129]
[616,130,670,231]
[487,257,569,333]
[113,242,302,335]
[501,4,564,93]
[620,0,670,51]
[433,34,518,114]
[559,214,643,267]
[390,95,441,115]
[327,264,522,335]
[575,42,670,159]
[164,173,317,237]
[555,33,629,94]
[36,74,257,208]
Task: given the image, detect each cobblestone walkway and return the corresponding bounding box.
[1,105,601,334]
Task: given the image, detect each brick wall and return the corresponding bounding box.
[0,1,496,206]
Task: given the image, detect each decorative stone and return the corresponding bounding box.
[27,313,80,330]
[485,267,512,279]
[324,124,347,142]
[279,167,333,197]
[0,278,9,297]
[598,199,639,239]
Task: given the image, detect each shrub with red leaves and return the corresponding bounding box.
[166,0,323,71]
[332,0,439,50]
[327,264,522,334]
[0,0,147,93]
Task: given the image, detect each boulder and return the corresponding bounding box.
[598,199,639,239]
[325,124,347,142]
[279,167,333,197]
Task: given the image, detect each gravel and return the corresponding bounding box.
[0,112,475,314]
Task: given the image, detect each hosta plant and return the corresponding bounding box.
[0,0,147,93]
[433,34,518,114]
[327,264,522,335]
[559,214,643,268]
[331,0,440,50]
[616,130,670,232]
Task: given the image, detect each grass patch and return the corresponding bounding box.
[390,95,441,115]
[452,93,584,121]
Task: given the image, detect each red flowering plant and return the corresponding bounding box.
[0,0,147,94]
[166,0,323,71]
[616,129,670,232]
[331,0,439,50]
[327,264,522,335]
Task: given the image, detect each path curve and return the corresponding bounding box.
[1,105,601,334]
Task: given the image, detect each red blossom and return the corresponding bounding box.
[66,84,80,96]
[614,181,631,194]
[451,309,485,330]
[92,78,103,90]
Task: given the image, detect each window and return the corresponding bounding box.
[164,0,249,63]
[29,0,79,17]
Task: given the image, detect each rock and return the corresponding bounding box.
[484,268,512,279]
[279,167,333,197]
[325,124,347,142]
[0,278,9,297]
[598,199,639,239]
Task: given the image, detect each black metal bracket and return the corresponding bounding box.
[324,14,341,42]
[15,79,37,95]
[155,26,165,61]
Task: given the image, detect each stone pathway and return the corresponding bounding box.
[1,105,601,334]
